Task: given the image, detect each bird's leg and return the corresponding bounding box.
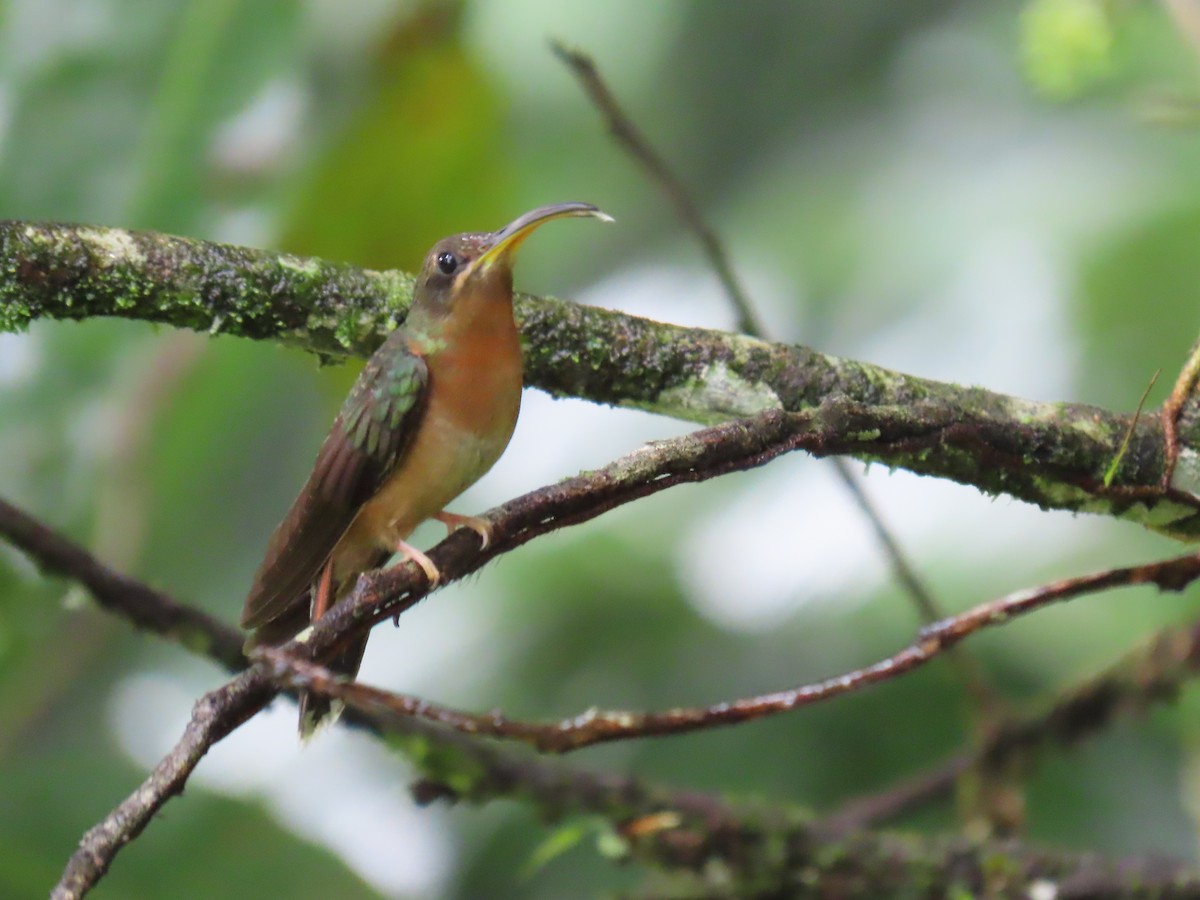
[434,511,493,549]
[310,558,335,621]
[395,539,441,585]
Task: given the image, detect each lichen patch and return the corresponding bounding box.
[651,361,783,425]
[78,227,145,267]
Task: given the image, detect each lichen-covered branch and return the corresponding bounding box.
[3,220,1198,537]
[54,652,1200,900]
[0,220,414,355]
[403,723,1200,900]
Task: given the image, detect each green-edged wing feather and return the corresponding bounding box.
[241,331,429,631]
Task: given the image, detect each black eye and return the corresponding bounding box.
[436,252,458,275]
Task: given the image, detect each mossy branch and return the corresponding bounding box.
[3,219,1199,537]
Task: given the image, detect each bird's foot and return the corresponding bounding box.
[395,539,441,585]
[434,511,493,549]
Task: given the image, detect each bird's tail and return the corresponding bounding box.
[243,555,386,739]
[296,550,389,738]
[298,634,368,738]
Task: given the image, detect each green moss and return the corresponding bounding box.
[850,429,882,442]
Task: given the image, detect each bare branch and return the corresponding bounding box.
[20,475,1199,866]
[39,410,817,893]
[258,548,1200,752]
[65,645,1196,899]
[1163,337,1200,490]
[559,38,994,678]
[820,756,969,836]
[51,670,274,900]
[0,496,245,670]
[823,609,1200,832]
[827,456,1003,715]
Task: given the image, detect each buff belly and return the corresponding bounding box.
[329,386,520,586]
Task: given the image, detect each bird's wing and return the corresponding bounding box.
[240,334,429,630]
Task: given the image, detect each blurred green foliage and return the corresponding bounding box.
[1021,0,1115,100]
[4,1,1200,897]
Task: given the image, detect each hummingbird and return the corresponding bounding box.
[241,202,612,734]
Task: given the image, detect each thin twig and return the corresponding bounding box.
[553,41,1000,719]
[258,549,1200,752]
[58,645,1200,899]
[822,610,1200,832]
[14,485,1197,823]
[1162,339,1200,488]
[551,41,765,337]
[819,755,970,836]
[832,460,942,623]
[828,457,1002,713]
[1105,368,1159,488]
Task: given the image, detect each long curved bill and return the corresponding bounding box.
[468,202,613,277]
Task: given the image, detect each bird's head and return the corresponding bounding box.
[410,202,612,321]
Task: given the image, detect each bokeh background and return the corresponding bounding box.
[4,0,1200,896]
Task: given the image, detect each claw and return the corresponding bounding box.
[396,539,440,585]
[434,511,492,550]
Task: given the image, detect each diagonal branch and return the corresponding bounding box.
[41,409,819,895]
[0,496,245,669]
[823,609,1200,833]
[50,671,273,900]
[551,41,765,337]
[19,478,1199,870]
[52,651,1200,900]
[3,220,1198,535]
[255,548,1200,752]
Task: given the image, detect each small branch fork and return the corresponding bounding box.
[822,612,1200,833]
[8,396,1200,896]
[31,410,817,898]
[1162,338,1200,487]
[50,674,274,900]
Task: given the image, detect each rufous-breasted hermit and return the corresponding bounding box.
[241,202,612,734]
